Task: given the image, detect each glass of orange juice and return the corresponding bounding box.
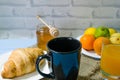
[36,25,56,50]
[100,44,120,80]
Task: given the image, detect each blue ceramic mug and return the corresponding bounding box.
[36,37,81,80]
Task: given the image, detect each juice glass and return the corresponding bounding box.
[36,25,55,50]
[101,44,120,80]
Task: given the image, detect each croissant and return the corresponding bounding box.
[1,48,44,78]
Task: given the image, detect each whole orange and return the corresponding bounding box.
[93,37,110,56]
[80,34,95,51]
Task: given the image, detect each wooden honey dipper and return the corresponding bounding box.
[37,16,59,37]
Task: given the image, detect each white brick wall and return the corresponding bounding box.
[0,17,25,29]
[33,0,70,6]
[0,0,120,39]
[117,9,120,18]
[13,7,52,16]
[93,7,117,18]
[102,0,120,7]
[0,0,27,5]
[53,18,90,29]
[73,0,102,6]
[69,7,93,18]
[0,7,13,16]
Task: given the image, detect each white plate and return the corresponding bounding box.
[0,51,50,80]
[76,35,101,60]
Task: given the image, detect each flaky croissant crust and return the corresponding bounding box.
[1,48,44,78]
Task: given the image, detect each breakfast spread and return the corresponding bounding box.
[1,48,44,79]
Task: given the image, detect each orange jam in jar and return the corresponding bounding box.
[36,26,55,50]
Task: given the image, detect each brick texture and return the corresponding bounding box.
[117,9,120,18]
[93,7,117,18]
[102,0,120,7]
[8,30,32,39]
[53,7,69,17]
[0,30,8,39]
[0,7,13,16]
[0,0,120,39]
[91,19,120,29]
[0,17,25,29]
[13,7,52,17]
[0,0,27,6]
[53,18,90,29]
[33,0,70,6]
[73,0,102,6]
[68,7,93,18]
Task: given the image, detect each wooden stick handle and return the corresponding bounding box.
[36,15,51,29]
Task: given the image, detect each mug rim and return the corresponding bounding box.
[47,37,81,54]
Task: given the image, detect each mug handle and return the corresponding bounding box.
[36,54,55,79]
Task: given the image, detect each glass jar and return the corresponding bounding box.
[36,26,55,50]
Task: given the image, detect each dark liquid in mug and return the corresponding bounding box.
[47,37,80,52]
